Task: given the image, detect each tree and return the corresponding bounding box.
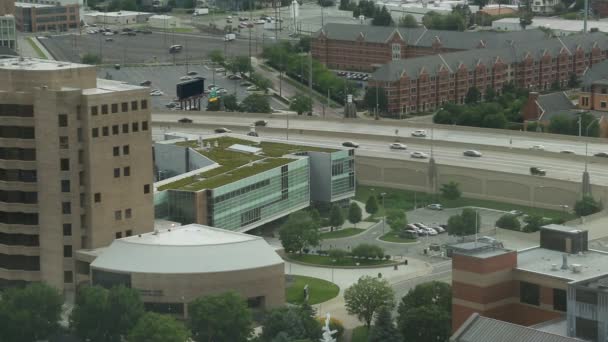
[279,211,321,253]
[189,292,252,342]
[372,6,393,26]
[348,202,362,227]
[328,248,349,262]
[365,195,379,215]
[351,243,384,259]
[549,114,574,135]
[0,283,63,342]
[222,94,239,111]
[386,209,407,231]
[399,14,418,27]
[482,113,508,128]
[495,213,521,231]
[397,281,452,342]
[465,86,481,104]
[440,181,461,200]
[240,94,271,113]
[233,56,252,74]
[368,306,402,342]
[364,87,388,115]
[128,312,190,342]
[298,36,311,53]
[208,50,224,65]
[81,53,101,64]
[471,0,488,9]
[250,72,273,94]
[261,304,321,341]
[344,276,394,327]
[310,208,321,227]
[523,214,544,232]
[107,285,145,339]
[290,94,313,115]
[568,72,580,88]
[575,195,602,216]
[485,86,496,102]
[447,209,479,237]
[329,204,345,228]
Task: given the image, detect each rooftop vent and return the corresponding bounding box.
[551,264,558,271]
[561,254,569,270]
[572,264,582,273]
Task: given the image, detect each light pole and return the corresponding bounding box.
[380,192,386,234]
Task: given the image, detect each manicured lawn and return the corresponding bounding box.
[351,326,369,342]
[285,275,339,305]
[287,254,392,267]
[379,231,417,243]
[320,228,365,239]
[356,185,575,220]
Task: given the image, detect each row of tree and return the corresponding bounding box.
[208,93,272,113]
[262,41,360,104]
[344,277,452,342]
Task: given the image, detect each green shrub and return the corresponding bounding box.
[495,214,521,231]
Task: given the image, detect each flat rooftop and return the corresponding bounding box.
[15,2,52,7]
[542,224,585,234]
[158,136,337,191]
[82,78,146,95]
[0,57,90,71]
[516,247,608,281]
[451,241,512,259]
[123,224,256,246]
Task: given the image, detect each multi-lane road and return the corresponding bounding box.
[152,113,608,185]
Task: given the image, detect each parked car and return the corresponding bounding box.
[530,167,547,176]
[342,141,359,148]
[463,150,482,157]
[254,120,268,126]
[228,74,242,80]
[427,203,443,210]
[411,129,427,137]
[389,143,407,150]
[179,76,192,81]
[400,230,418,239]
[410,151,429,159]
[105,37,114,42]
[186,71,198,76]
[178,118,192,123]
[247,131,259,137]
[215,67,226,73]
[594,152,608,158]
[509,210,524,216]
[430,225,445,233]
[214,127,232,133]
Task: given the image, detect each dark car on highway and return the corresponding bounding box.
[342,141,359,148]
[178,118,192,123]
[594,152,608,158]
[254,120,268,126]
[214,127,232,133]
[530,167,546,176]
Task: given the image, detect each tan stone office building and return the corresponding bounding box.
[80,224,285,317]
[0,57,153,292]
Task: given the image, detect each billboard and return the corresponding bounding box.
[176,79,205,99]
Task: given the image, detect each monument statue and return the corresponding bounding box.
[320,313,338,342]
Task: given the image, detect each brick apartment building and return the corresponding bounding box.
[311,23,548,72]
[368,32,608,115]
[451,224,608,341]
[14,2,79,32]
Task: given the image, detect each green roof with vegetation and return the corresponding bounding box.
[158,137,337,191]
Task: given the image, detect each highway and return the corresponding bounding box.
[152,113,608,155]
[152,121,608,185]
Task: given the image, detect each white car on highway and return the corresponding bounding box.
[411,130,427,137]
[410,151,429,159]
[389,143,407,150]
[531,144,545,151]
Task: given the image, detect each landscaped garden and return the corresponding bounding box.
[285,275,339,305]
[379,231,417,243]
[320,228,365,239]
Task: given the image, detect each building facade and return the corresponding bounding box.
[14,2,79,32]
[0,57,153,292]
[370,32,608,115]
[77,224,285,318]
[154,135,355,232]
[452,224,605,335]
[0,15,16,50]
[311,23,549,72]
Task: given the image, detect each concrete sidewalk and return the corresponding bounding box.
[18,35,55,60]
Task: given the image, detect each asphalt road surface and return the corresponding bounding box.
[151,116,608,185]
[40,32,254,64]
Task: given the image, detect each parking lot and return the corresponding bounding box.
[40,31,253,64]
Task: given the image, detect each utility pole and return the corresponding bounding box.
[584,0,588,33]
[308,37,313,110]
[375,86,379,119]
[249,0,252,59]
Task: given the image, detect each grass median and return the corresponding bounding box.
[26,38,47,59]
[356,185,575,221]
[320,228,365,239]
[379,231,417,243]
[285,275,339,305]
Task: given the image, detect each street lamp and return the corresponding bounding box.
[380,192,387,234]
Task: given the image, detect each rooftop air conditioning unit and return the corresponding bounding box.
[571,264,582,273]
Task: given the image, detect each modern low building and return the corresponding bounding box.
[83,11,152,26]
[14,2,79,32]
[17,0,84,22]
[153,134,355,232]
[369,31,608,115]
[76,224,284,318]
[148,14,178,29]
[0,57,153,291]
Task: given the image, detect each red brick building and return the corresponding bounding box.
[311,23,548,72]
[451,224,599,334]
[369,32,608,115]
[14,2,79,32]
